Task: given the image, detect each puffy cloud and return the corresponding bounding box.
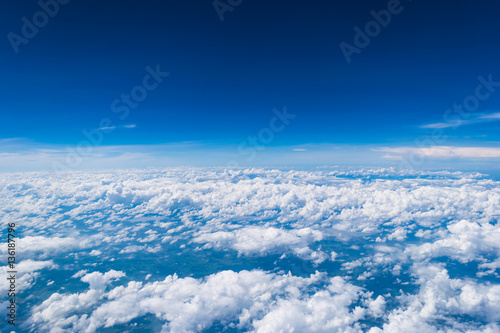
[1,168,497,235]
[375,264,500,332]
[0,167,498,332]
[29,269,384,333]
[0,260,57,318]
[193,226,327,263]
[0,260,57,295]
[16,236,94,258]
[29,270,125,331]
[252,276,374,333]
[406,220,500,264]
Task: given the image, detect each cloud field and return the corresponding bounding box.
[0,167,499,332]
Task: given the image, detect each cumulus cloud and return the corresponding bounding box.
[0,167,498,332]
[0,260,57,319]
[405,220,500,264]
[193,226,327,263]
[373,264,500,332]
[29,270,125,331]
[29,269,384,333]
[0,260,57,295]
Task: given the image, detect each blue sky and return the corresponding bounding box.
[1,0,500,171]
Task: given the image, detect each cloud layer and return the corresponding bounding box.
[0,167,499,332]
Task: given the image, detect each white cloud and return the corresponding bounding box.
[375,264,500,332]
[29,270,125,330]
[378,146,500,159]
[29,269,384,333]
[193,226,327,263]
[480,112,500,120]
[72,270,89,278]
[0,260,57,294]
[0,167,498,332]
[89,250,102,256]
[405,220,500,264]
[0,259,57,318]
[98,124,137,130]
[420,111,500,129]
[420,119,471,129]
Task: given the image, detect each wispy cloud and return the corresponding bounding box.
[479,113,500,120]
[420,112,500,129]
[420,120,470,129]
[0,142,389,172]
[2,139,499,173]
[98,124,137,131]
[378,146,500,159]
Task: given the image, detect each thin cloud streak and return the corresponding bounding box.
[378,146,500,159]
[97,124,137,131]
[2,140,500,172]
[420,112,500,129]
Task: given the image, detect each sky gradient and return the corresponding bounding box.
[1,0,500,172]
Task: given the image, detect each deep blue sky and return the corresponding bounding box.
[1,0,500,170]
